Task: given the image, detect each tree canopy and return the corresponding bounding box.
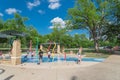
[0,0,120,49]
[68,0,117,52]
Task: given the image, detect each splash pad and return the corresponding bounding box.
[21,55,105,63]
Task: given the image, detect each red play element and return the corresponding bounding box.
[29,40,32,52]
[48,41,52,51]
[64,52,66,60]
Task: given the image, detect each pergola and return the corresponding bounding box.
[0,33,13,38]
[0,30,27,46]
[0,30,27,37]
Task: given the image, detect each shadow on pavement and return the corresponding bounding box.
[4,75,14,80]
[71,76,78,80]
[0,68,5,74]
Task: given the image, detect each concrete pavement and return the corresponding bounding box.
[0,55,120,80]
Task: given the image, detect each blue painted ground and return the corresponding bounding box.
[21,56,105,63]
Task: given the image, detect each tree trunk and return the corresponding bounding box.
[94,39,99,53]
[92,30,99,53]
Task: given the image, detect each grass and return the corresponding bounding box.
[84,52,111,58]
[0,48,113,58]
[64,48,112,58]
[83,49,112,58]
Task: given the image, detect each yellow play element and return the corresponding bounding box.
[52,42,56,59]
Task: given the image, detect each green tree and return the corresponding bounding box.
[0,13,41,48]
[0,19,8,44]
[73,34,93,48]
[3,13,28,32]
[68,0,110,52]
[61,34,73,48]
[51,28,66,43]
[102,0,120,45]
[26,26,40,47]
[0,19,4,30]
[49,20,67,44]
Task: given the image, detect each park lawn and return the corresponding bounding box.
[82,48,112,58]
[84,52,112,58]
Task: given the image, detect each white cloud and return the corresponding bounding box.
[0,13,3,17]
[49,17,66,29]
[49,26,54,29]
[5,8,21,15]
[38,10,45,14]
[48,0,61,10]
[27,0,40,10]
[48,2,61,10]
[49,0,59,3]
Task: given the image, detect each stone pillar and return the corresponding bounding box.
[57,44,60,53]
[11,40,21,65]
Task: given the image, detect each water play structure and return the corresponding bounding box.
[0,30,62,65]
[21,55,105,63]
[0,30,106,65]
[40,42,61,54]
[0,30,26,65]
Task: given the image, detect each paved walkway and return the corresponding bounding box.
[74,55,120,80]
[0,55,120,80]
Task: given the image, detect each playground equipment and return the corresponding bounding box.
[40,42,60,54]
[29,40,32,53]
[39,42,61,62]
[0,30,62,65]
[35,37,40,64]
[48,41,52,51]
[36,37,39,56]
[52,42,56,61]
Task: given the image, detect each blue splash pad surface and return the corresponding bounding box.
[21,56,105,63]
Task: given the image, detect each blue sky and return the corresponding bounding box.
[0,0,89,37]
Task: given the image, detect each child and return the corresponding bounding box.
[31,50,35,58]
[77,47,82,64]
[0,51,3,59]
[38,49,43,64]
[39,49,43,60]
[48,50,51,60]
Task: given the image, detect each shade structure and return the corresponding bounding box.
[0,30,27,37]
[0,33,13,38]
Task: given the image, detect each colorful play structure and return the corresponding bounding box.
[0,30,81,65]
[0,37,63,65]
[0,30,83,65]
[40,41,60,61]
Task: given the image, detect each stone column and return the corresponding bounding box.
[57,44,60,53]
[11,40,21,65]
